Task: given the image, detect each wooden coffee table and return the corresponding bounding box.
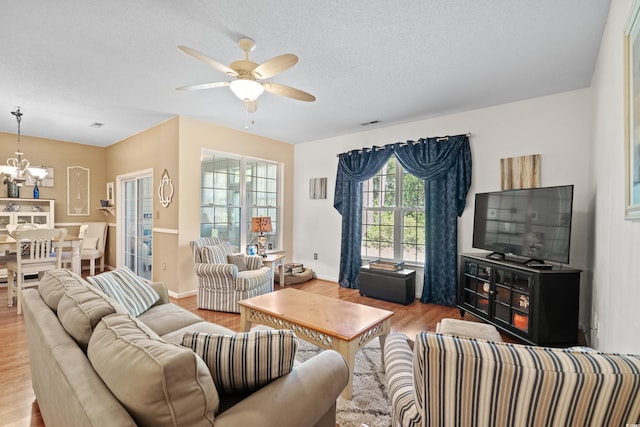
[238,288,393,399]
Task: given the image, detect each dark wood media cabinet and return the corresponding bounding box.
[458,253,581,346]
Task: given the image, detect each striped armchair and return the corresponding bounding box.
[190,237,273,313]
[384,332,640,427]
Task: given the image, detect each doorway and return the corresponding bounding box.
[117,170,153,280]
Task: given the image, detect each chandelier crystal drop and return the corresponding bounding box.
[1,107,48,187]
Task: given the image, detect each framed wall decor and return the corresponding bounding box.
[500,154,540,190]
[67,166,90,216]
[309,177,327,199]
[625,0,640,220]
[106,181,115,206]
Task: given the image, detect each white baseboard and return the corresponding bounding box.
[168,289,197,299]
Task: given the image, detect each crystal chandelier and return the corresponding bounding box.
[0,107,48,186]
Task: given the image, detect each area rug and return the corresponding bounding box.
[295,338,391,427]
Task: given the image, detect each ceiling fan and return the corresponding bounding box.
[176,38,316,111]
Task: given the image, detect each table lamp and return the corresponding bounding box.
[251,216,272,257]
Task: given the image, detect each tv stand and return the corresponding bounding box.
[458,253,581,346]
[523,258,554,269]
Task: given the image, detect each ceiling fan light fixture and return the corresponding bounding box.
[229,79,264,101]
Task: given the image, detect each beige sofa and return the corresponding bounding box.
[384,331,640,426]
[23,269,349,427]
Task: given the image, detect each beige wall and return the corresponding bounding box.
[0,132,106,231]
[105,117,180,289]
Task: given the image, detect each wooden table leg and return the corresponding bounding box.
[239,307,252,332]
[337,339,357,400]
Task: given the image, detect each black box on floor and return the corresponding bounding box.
[358,265,416,305]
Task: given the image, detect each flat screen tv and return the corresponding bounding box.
[472,185,574,264]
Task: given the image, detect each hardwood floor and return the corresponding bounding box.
[0,278,509,427]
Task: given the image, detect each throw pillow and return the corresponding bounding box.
[82,236,99,250]
[87,267,159,317]
[226,254,247,272]
[88,313,218,426]
[199,242,233,264]
[181,329,298,394]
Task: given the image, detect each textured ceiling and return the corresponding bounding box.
[0,1,611,147]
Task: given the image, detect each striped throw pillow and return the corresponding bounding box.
[199,242,232,264]
[87,268,159,317]
[181,329,298,394]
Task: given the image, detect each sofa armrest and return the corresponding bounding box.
[384,333,421,427]
[148,282,169,305]
[214,350,349,427]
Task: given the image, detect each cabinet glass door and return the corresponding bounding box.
[494,268,531,334]
[462,261,491,315]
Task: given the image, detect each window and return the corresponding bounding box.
[362,157,425,264]
[200,151,281,252]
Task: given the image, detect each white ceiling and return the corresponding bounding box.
[0,1,611,147]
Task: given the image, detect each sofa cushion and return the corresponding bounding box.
[88,313,218,427]
[200,242,233,264]
[226,253,247,271]
[161,321,236,345]
[87,267,159,316]
[137,302,204,336]
[38,269,89,312]
[57,285,127,351]
[181,329,298,394]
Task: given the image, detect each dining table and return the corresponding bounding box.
[0,234,83,275]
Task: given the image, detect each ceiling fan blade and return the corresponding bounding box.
[263,82,316,102]
[178,45,238,77]
[252,54,298,80]
[175,81,230,91]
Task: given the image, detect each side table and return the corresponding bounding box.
[262,253,286,287]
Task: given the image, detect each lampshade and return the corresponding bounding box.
[0,165,18,176]
[251,216,272,233]
[28,166,48,180]
[230,79,264,101]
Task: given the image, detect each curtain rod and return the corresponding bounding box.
[336,133,471,157]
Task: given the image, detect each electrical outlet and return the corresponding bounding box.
[313,253,318,260]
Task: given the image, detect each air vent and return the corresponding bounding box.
[360,120,382,126]
[90,122,105,128]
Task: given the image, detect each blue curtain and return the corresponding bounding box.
[333,135,472,305]
[393,135,472,305]
[333,147,392,288]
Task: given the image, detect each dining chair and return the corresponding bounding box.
[2,223,43,281]
[61,222,108,276]
[7,227,67,315]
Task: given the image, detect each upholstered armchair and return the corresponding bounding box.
[384,331,640,427]
[190,236,273,313]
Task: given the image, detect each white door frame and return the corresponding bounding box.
[115,168,153,270]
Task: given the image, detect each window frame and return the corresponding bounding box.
[200,149,282,253]
[361,157,425,266]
